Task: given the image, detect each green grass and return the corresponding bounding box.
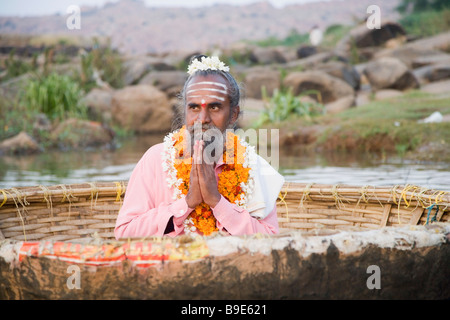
[319,91,450,156]
[334,91,450,122]
[21,72,88,121]
[399,9,450,38]
[253,87,325,127]
[273,90,450,159]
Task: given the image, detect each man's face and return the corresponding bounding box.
[185,74,237,133]
[185,74,239,163]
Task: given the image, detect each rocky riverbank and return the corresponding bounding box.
[1,21,450,161]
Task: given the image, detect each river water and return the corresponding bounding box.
[1,134,450,191]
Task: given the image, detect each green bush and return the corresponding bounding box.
[254,87,325,127]
[22,72,87,121]
[76,39,125,91]
[3,50,37,81]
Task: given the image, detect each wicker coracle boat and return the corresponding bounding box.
[0,181,449,300]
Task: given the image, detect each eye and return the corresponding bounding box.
[209,103,221,111]
[188,103,200,111]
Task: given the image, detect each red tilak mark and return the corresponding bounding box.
[201,99,206,108]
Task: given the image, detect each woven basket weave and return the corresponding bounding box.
[0,182,449,241]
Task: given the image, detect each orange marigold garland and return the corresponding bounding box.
[162,126,255,236]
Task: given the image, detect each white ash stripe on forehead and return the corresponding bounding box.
[187,87,227,95]
[187,81,228,90]
[188,95,226,101]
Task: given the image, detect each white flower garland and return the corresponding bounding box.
[161,129,257,234]
[187,56,230,76]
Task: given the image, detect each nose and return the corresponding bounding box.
[197,107,211,124]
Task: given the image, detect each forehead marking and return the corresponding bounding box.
[189,94,226,102]
[187,81,228,90]
[187,88,227,95]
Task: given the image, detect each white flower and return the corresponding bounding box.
[187,56,230,75]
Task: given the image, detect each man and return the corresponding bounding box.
[114,55,284,239]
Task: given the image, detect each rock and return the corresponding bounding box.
[384,35,407,49]
[0,131,41,155]
[363,57,420,91]
[244,67,281,99]
[139,70,187,98]
[313,60,360,90]
[82,88,114,123]
[32,113,52,132]
[284,51,345,71]
[249,47,286,64]
[283,70,355,104]
[374,47,445,69]
[374,89,404,100]
[406,31,450,53]
[121,56,176,86]
[325,95,355,114]
[421,79,450,95]
[411,52,450,69]
[335,21,406,52]
[355,91,371,106]
[413,63,450,84]
[111,84,173,133]
[275,46,298,62]
[297,45,317,59]
[50,118,115,149]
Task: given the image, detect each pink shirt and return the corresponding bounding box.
[114,143,279,239]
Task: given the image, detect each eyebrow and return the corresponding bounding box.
[188,101,223,107]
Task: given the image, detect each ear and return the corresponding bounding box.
[230,105,240,124]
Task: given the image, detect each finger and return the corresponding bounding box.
[197,139,204,165]
[193,140,200,165]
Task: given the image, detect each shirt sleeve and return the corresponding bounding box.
[114,146,193,239]
[212,195,279,235]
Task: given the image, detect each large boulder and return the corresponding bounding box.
[313,60,361,90]
[325,95,356,114]
[244,67,281,99]
[413,63,450,84]
[111,84,173,134]
[0,131,41,155]
[249,47,287,64]
[363,57,420,91]
[50,118,115,150]
[82,88,114,123]
[406,31,450,53]
[121,56,176,86]
[374,47,448,69]
[139,70,187,98]
[421,79,450,95]
[283,70,355,104]
[411,52,450,69]
[335,21,406,53]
